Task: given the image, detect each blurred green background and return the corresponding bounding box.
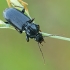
[0,0,70,70]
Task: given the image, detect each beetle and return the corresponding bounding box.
[3,8,45,64]
[3,8,44,44]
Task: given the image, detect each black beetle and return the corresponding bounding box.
[3,8,44,44]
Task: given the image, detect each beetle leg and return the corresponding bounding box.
[15,28,22,33]
[22,8,25,13]
[26,34,29,42]
[27,18,35,23]
[5,21,9,24]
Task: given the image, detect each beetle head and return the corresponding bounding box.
[35,33,44,44]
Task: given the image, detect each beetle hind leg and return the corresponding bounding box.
[5,21,9,24]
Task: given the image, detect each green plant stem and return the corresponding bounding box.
[0,21,70,42]
[40,32,70,41]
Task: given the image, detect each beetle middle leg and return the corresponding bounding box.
[26,33,29,42]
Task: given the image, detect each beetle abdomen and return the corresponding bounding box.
[3,8,30,30]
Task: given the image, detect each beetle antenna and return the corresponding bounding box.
[38,43,45,65]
